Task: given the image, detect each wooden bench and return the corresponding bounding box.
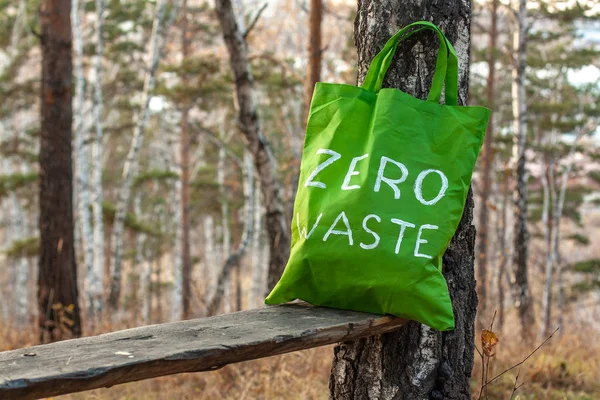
[0,303,406,400]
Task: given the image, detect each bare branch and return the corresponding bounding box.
[243,3,268,39]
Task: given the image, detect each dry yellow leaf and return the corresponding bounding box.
[481,329,499,357]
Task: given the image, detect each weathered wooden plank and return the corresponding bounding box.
[0,303,406,400]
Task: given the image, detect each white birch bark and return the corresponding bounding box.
[89,0,106,316]
[249,180,265,309]
[73,0,96,316]
[217,125,232,313]
[133,194,150,324]
[203,215,217,302]
[540,160,555,338]
[108,0,180,309]
[0,0,27,325]
[10,180,29,326]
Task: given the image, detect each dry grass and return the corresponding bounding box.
[471,329,600,399]
[2,320,600,399]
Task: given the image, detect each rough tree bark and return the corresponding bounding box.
[476,0,497,331]
[329,2,477,399]
[215,0,290,293]
[38,0,82,342]
[511,0,534,340]
[304,0,322,121]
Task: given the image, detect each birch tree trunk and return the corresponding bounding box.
[329,2,477,398]
[72,0,95,317]
[511,0,534,339]
[39,0,82,342]
[90,0,106,317]
[204,214,218,298]
[108,0,178,310]
[215,0,290,293]
[249,181,265,308]
[134,194,150,324]
[10,181,29,326]
[540,159,554,339]
[217,125,232,313]
[495,170,509,332]
[205,151,254,315]
[476,0,497,331]
[554,124,587,334]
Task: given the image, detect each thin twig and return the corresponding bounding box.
[481,327,560,390]
[243,2,267,39]
[489,310,497,332]
[509,368,521,400]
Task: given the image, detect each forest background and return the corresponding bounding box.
[0,0,599,398]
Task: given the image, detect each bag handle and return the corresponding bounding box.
[361,21,459,106]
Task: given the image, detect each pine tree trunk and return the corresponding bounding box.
[73,0,95,318]
[215,0,290,293]
[90,0,106,318]
[329,2,477,398]
[476,0,497,331]
[511,0,534,340]
[304,0,322,121]
[38,0,82,343]
[108,0,178,310]
[179,0,192,321]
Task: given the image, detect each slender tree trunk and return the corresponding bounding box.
[133,194,150,324]
[10,189,29,326]
[73,0,95,318]
[476,0,497,331]
[90,0,106,318]
[215,0,290,293]
[205,151,254,315]
[217,127,232,313]
[249,181,265,308]
[511,0,534,339]
[554,125,585,333]
[179,0,192,320]
[304,0,322,121]
[108,0,177,310]
[540,159,555,339]
[204,214,218,300]
[329,2,477,398]
[38,0,82,343]
[495,169,510,332]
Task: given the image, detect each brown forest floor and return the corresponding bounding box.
[2,320,599,399]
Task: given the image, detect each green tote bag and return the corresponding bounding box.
[265,21,490,331]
